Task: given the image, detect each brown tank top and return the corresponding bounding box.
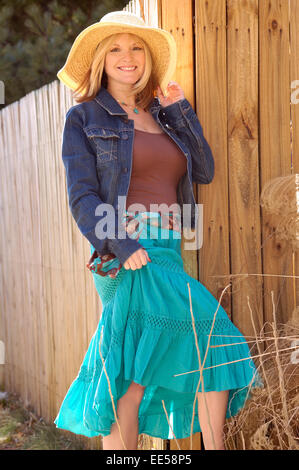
[125,128,187,212]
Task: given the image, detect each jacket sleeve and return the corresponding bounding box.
[159,98,215,184]
[61,106,143,265]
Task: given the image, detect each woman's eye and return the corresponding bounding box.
[110,47,143,52]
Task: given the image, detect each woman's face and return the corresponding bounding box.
[104,33,145,87]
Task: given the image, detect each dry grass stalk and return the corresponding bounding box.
[174,345,299,373]
[211,273,299,279]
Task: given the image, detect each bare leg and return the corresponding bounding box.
[197,390,229,450]
[102,381,145,450]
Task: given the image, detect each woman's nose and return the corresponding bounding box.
[121,50,134,59]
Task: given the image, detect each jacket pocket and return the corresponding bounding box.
[84,127,120,163]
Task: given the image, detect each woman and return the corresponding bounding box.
[54,10,263,450]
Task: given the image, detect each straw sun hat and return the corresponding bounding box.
[57,10,177,96]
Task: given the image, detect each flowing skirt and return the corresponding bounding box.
[54,210,263,440]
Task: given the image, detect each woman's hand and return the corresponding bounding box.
[156,81,185,107]
[123,248,151,270]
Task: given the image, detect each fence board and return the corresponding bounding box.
[259,0,294,327]
[226,0,264,336]
[195,0,232,321]
[290,0,299,309]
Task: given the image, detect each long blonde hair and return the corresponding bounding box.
[73,32,159,111]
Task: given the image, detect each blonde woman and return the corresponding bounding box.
[54,11,263,450]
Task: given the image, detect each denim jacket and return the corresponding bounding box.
[61,85,214,265]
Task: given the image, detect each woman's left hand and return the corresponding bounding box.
[156,81,185,107]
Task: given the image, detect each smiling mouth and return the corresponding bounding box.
[118,67,137,72]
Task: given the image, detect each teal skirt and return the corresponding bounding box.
[54,210,263,440]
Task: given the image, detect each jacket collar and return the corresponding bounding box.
[94,86,160,116]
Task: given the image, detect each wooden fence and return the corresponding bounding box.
[0,0,298,451]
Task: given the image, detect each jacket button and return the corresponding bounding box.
[123,167,128,173]
[122,134,128,140]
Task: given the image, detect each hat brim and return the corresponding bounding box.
[57,22,177,96]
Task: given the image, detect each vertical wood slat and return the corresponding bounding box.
[195,0,232,317]
[226,0,264,337]
[290,0,299,310]
[35,86,55,420]
[225,1,263,449]
[259,0,294,327]
[20,92,39,415]
[29,89,50,418]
